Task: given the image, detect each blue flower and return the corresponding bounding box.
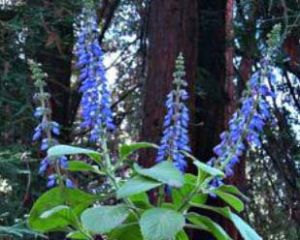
[39,158,49,174]
[156,54,191,171]
[47,175,56,188]
[75,8,115,142]
[210,61,276,178]
[66,178,74,188]
[29,60,70,187]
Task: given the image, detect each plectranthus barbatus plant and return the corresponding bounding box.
[27,10,274,240]
[209,25,281,185]
[29,60,72,188]
[156,53,191,171]
[74,7,115,144]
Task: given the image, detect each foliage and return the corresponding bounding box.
[1,0,300,239]
[27,19,267,236]
[0,145,46,239]
[28,143,262,240]
[0,223,45,239]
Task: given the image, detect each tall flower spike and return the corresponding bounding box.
[209,25,281,185]
[75,8,115,143]
[209,59,276,187]
[156,53,191,171]
[29,60,72,188]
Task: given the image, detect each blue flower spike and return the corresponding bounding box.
[29,60,71,188]
[209,58,277,182]
[156,53,191,171]
[75,8,115,143]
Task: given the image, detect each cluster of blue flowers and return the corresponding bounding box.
[156,54,191,171]
[210,59,276,181]
[75,8,115,142]
[29,61,72,188]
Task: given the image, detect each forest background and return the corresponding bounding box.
[0,0,300,239]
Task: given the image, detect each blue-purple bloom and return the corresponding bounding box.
[29,61,71,188]
[156,54,191,171]
[209,60,276,180]
[47,174,73,188]
[75,8,115,142]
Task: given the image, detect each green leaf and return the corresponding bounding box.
[212,189,244,212]
[188,204,262,240]
[217,185,249,200]
[140,208,185,240]
[189,203,231,218]
[134,161,184,187]
[108,223,143,240]
[230,213,262,240]
[193,160,224,177]
[119,142,157,159]
[187,213,231,240]
[182,151,224,177]
[128,192,152,209]
[47,145,100,162]
[29,187,96,232]
[67,160,100,173]
[117,176,162,199]
[172,174,207,210]
[66,231,88,239]
[81,205,130,234]
[176,230,189,240]
[40,205,76,224]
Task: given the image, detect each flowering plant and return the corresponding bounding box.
[27,8,280,240]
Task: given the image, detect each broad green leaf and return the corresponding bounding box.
[182,151,224,177]
[117,176,162,199]
[119,142,157,159]
[66,231,88,239]
[47,145,100,162]
[189,203,231,218]
[81,205,130,234]
[193,160,224,177]
[188,204,262,240]
[187,213,231,240]
[161,202,176,210]
[128,192,152,209]
[140,208,185,240]
[217,185,249,200]
[40,205,76,225]
[108,213,142,240]
[67,160,100,173]
[29,187,96,232]
[172,174,207,210]
[230,213,262,240]
[212,189,244,212]
[134,161,184,187]
[176,230,189,240]
[39,205,70,219]
[108,223,143,240]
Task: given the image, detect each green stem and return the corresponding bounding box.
[100,133,140,219]
[39,83,64,188]
[157,185,165,207]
